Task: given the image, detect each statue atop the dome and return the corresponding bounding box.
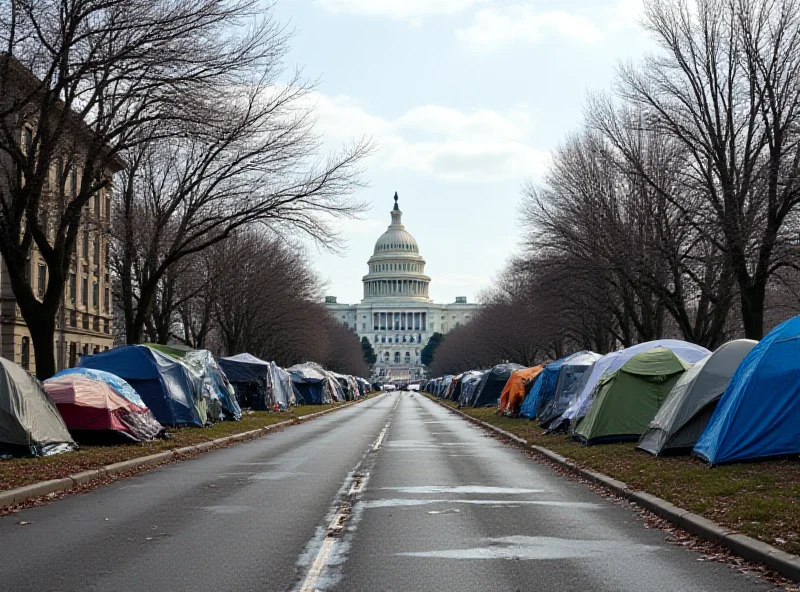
[393,191,399,211]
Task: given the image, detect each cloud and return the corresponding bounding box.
[315,0,486,20]
[456,5,605,48]
[310,95,549,182]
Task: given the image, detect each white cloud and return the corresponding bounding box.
[309,94,548,182]
[315,0,486,20]
[456,5,605,48]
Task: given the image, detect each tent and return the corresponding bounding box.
[694,316,800,464]
[469,363,524,407]
[536,351,602,427]
[453,371,483,403]
[498,366,544,415]
[44,375,165,444]
[55,367,148,409]
[458,372,484,406]
[638,339,757,456]
[519,372,545,419]
[269,363,295,409]
[556,340,711,432]
[0,357,75,457]
[78,345,207,427]
[288,363,335,405]
[182,350,242,420]
[219,353,272,410]
[575,347,692,444]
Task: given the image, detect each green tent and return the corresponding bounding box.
[575,347,692,444]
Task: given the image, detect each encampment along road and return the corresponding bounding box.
[0,393,778,591]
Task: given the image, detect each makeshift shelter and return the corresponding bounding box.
[536,352,602,427]
[469,363,524,407]
[78,345,207,427]
[219,353,272,410]
[0,357,75,457]
[458,372,484,406]
[638,340,757,456]
[499,366,544,415]
[44,375,165,444]
[55,367,147,409]
[694,316,800,464]
[575,347,692,444]
[556,340,711,432]
[288,363,335,405]
[182,350,242,420]
[269,363,295,408]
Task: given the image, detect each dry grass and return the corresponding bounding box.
[435,398,800,556]
[0,400,359,493]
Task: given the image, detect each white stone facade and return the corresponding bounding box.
[325,193,480,381]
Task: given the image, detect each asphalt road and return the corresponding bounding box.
[0,392,778,591]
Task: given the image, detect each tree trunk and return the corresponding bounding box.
[26,310,57,380]
[740,283,766,340]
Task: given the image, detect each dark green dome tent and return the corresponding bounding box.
[575,347,692,444]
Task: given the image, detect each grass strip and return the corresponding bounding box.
[433,397,800,556]
[0,399,368,493]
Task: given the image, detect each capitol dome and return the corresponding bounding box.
[362,193,430,303]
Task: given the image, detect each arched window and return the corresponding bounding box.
[404,351,411,363]
[394,352,400,363]
[384,352,390,361]
[402,336,407,343]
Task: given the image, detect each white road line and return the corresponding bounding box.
[296,400,399,592]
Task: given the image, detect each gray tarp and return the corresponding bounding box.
[269,363,295,408]
[637,339,757,455]
[0,357,76,456]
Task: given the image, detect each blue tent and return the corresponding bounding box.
[694,315,800,465]
[219,354,271,410]
[536,351,602,428]
[78,345,206,427]
[288,363,333,405]
[519,372,546,419]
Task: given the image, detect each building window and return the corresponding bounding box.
[384,352,390,361]
[82,343,89,356]
[105,195,111,220]
[70,168,78,196]
[20,337,30,370]
[37,263,46,298]
[82,230,89,259]
[93,345,100,355]
[394,352,400,363]
[381,336,385,343]
[69,273,76,303]
[362,323,366,330]
[105,243,110,267]
[104,318,110,334]
[92,281,98,308]
[104,288,110,313]
[94,193,100,214]
[69,342,77,367]
[93,316,100,332]
[404,352,411,363]
[82,313,89,330]
[81,277,88,306]
[93,236,99,265]
[388,337,392,343]
[402,336,407,343]
[69,310,77,327]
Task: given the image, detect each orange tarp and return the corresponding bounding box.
[498,366,544,414]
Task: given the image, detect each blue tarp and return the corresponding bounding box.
[520,372,546,419]
[78,346,205,427]
[536,351,601,427]
[54,367,147,409]
[693,316,800,465]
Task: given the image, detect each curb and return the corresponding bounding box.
[429,396,800,583]
[1,394,379,512]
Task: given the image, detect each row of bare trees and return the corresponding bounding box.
[430,0,800,376]
[0,0,369,378]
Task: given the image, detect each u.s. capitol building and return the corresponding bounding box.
[325,193,480,382]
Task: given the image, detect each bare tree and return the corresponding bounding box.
[0,0,297,377]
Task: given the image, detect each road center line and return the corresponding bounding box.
[296,396,399,592]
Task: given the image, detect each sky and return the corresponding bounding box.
[270,0,654,304]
